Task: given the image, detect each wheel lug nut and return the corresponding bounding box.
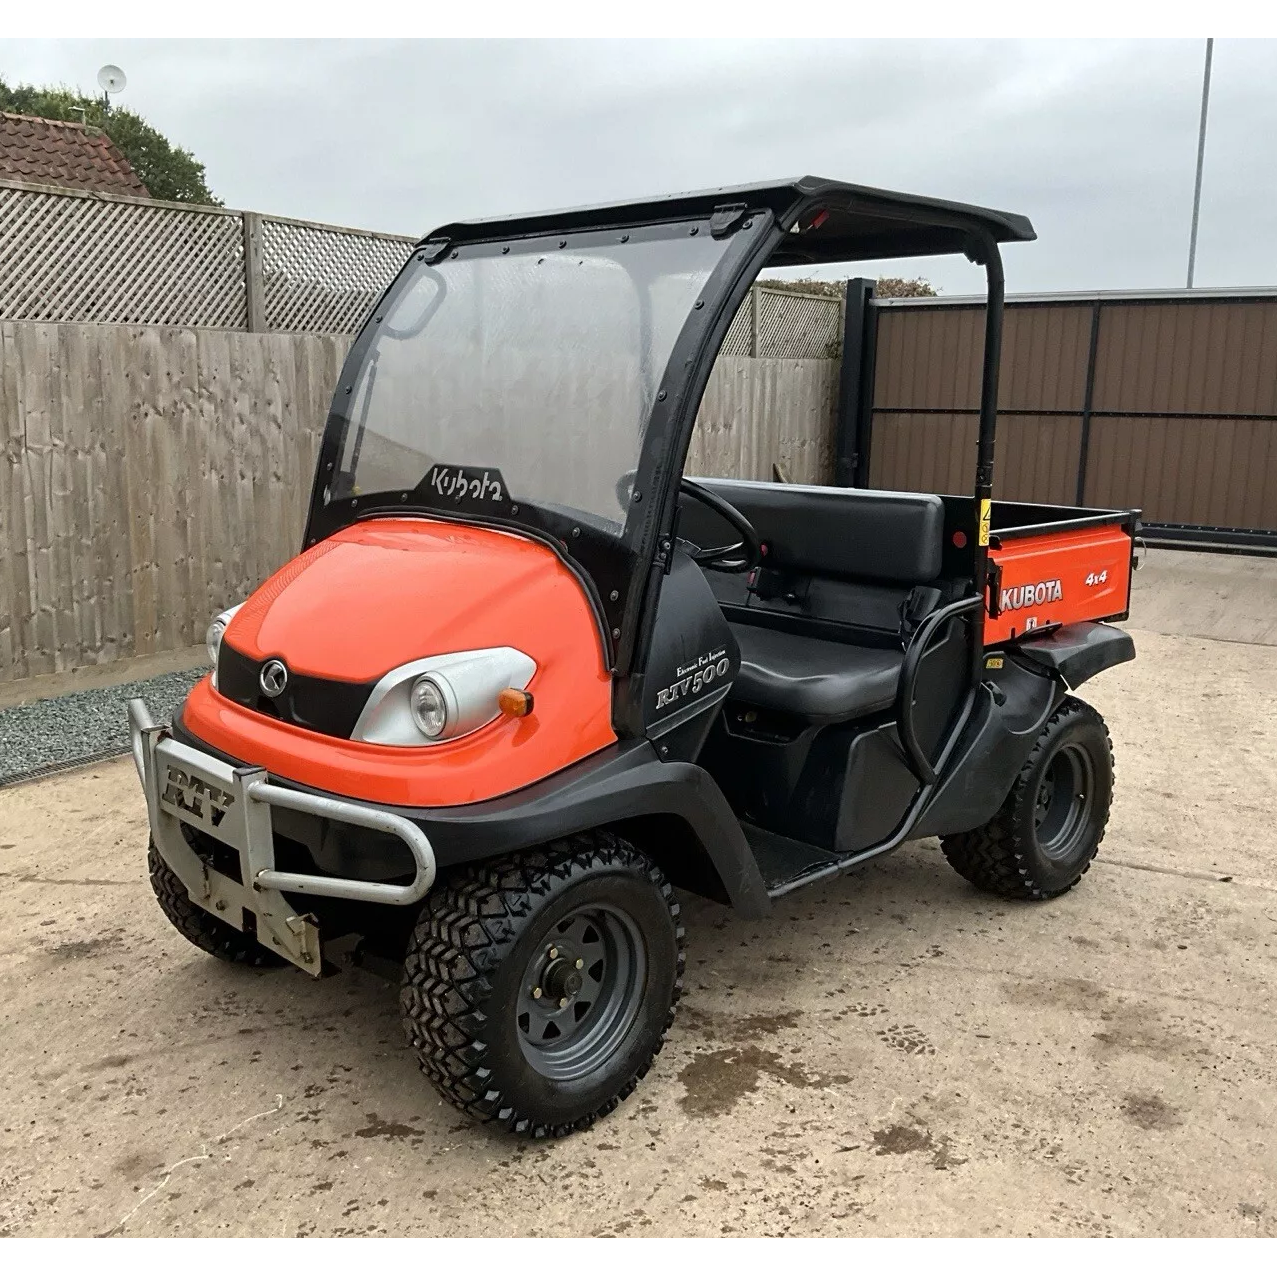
[575,958,583,969]
[559,998,569,1008]
[532,987,542,999]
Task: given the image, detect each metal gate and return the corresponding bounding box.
[837,286,1277,551]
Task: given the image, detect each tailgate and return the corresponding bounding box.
[985,519,1135,645]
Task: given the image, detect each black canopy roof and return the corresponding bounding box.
[426,176,1036,266]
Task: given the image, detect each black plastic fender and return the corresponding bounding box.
[911,622,1134,839]
[908,657,1061,841]
[1012,621,1136,688]
[171,719,771,919]
[412,741,771,916]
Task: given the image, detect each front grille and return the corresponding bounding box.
[216,642,375,739]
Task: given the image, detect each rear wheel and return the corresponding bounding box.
[400,832,684,1138]
[147,841,285,966]
[941,697,1113,900]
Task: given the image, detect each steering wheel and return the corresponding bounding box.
[614,471,762,574]
[677,478,763,574]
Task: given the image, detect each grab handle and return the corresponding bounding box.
[894,595,983,785]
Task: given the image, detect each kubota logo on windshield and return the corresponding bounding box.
[427,464,506,503]
[1000,578,1063,612]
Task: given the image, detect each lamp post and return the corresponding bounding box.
[1186,38,1214,289]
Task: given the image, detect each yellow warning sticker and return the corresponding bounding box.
[978,498,991,546]
[985,655,1004,670]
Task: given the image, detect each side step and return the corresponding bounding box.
[742,823,843,897]
[743,821,914,901]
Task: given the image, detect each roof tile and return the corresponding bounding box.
[0,111,149,198]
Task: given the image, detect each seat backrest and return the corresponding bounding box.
[683,478,945,585]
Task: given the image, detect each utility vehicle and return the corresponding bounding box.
[129,178,1138,1137]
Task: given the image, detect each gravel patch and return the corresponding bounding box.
[0,667,207,785]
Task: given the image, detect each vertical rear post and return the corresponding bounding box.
[971,237,1005,679]
[833,277,876,487]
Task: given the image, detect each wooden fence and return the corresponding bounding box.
[0,180,415,334]
[0,321,839,684]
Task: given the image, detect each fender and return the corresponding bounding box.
[1011,621,1136,688]
[171,719,772,919]
[909,622,1134,840]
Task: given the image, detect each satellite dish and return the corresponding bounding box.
[97,65,127,96]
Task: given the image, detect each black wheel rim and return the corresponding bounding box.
[1034,742,1095,861]
[516,903,647,1082]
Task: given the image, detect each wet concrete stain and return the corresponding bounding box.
[678,1007,802,1043]
[112,1151,159,1180]
[1120,1092,1183,1131]
[82,1053,134,1073]
[1003,976,1105,1012]
[1004,977,1202,1062]
[677,1044,849,1118]
[871,1123,964,1170]
[44,937,113,961]
[40,924,129,963]
[353,1113,426,1140]
[873,1123,933,1155]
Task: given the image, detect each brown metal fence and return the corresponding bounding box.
[856,288,1277,549]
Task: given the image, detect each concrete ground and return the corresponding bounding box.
[1,554,1275,1237]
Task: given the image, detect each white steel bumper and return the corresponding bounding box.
[127,697,436,975]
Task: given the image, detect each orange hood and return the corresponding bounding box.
[225,518,603,684]
[189,517,617,806]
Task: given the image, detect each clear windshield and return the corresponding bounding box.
[328,222,729,533]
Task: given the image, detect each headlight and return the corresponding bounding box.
[409,676,449,739]
[353,647,535,747]
[206,604,243,668]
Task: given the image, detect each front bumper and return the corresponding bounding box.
[128,697,436,975]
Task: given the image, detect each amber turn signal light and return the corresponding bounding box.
[498,687,534,718]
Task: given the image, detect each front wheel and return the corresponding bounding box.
[400,832,684,1138]
[147,841,286,966]
[941,696,1114,900]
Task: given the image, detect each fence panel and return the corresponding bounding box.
[862,291,1277,545]
[718,285,844,358]
[0,321,353,681]
[0,183,246,327]
[688,356,840,484]
[0,180,416,335]
[260,215,415,334]
[1,322,839,683]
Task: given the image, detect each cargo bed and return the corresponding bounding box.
[939,497,1140,645]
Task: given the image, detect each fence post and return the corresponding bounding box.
[750,284,760,357]
[834,278,877,487]
[242,211,266,332]
[1075,301,1103,507]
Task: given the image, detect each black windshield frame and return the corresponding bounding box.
[304,211,773,673]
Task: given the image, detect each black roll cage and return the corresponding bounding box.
[304,177,1035,733]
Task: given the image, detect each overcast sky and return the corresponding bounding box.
[2,38,1275,294]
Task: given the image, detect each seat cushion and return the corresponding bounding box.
[730,623,903,722]
[685,478,945,584]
